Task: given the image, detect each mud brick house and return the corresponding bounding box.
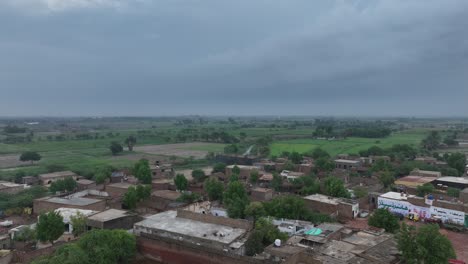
[76,179,96,191]
[225,165,259,180]
[38,171,78,185]
[303,194,359,220]
[150,163,174,179]
[33,196,106,214]
[87,209,140,230]
[334,159,361,170]
[105,182,135,198]
[149,190,182,211]
[250,188,273,201]
[0,181,24,194]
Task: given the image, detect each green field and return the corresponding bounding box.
[270,130,426,157]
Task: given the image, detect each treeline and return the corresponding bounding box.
[0,186,47,213]
[313,119,394,138]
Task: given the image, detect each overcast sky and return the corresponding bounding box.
[1,0,467,117]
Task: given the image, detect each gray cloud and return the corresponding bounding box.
[0,0,467,116]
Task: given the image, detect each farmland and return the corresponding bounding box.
[270,130,427,157]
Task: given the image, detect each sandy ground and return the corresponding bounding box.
[0,154,30,168]
[345,218,468,262]
[134,143,221,159]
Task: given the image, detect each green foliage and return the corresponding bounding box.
[109,141,123,155]
[244,202,266,221]
[309,148,330,159]
[70,212,87,237]
[293,176,320,195]
[249,170,259,184]
[174,173,188,191]
[32,244,90,264]
[398,223,456,264]
[123,186,138,209]
[76,229,136,264]
[446,187,460,198]
[223,181,249,218]
[124,135,137,151]
[232,165,241,175]
[191,169,206,182]
[368,209,400,233]
[352,186,368,199]
[421,131,441,150]
[49,177,77,193]
[0,186,47,211]
[177,192,202,203]
[212,162,226,173]
[94,166,113,184]
[263,195,307,220]
[446,152,466,176]
[324,177,350,198]
[37,211,64,244]
[133,159,152,184]
[289,152,303,164]
[19,151,41,164]
[416,183,435,197]
[136,184,152,201]
[314,157,335,173]
[224,144,239,154]
[14,226,36,242]
[204,177,224,201]
[245,218,288,256]
[271,172,283,191]
[378,170,395,189]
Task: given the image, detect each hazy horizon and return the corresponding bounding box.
[1,0,468,116]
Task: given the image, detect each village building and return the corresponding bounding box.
[105,182,135,198]
[151,178,173,191]
[134,209,252,263]
[280,170,304,180]
[150,163,174,179]
[38,171,78,185]
[225,165,259,180]
[110,171,127,183]
[303,194,359,220]
[21,176,39,186]
[250,188,273,201]
[76,179,96,191]
[432,177,468,190]
[149,190,183,211]
[409,169,442,178]
[33,196,106,214]
[394,175,438,192]
[87,209,140,230]
[0,181,24,194]
[54,208,97,235]
[334,159,361,170]
[377,191,468,227]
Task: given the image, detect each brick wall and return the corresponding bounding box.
[176,210,253,230]
[13,241,66,263]
[33,199,107,214]
[304,199,338,216]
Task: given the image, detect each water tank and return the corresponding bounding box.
[274,239,281,247]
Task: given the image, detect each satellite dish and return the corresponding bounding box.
[274,239,281,247]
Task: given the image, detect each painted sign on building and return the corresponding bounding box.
[378,197,431,219]
[430,206,465,226]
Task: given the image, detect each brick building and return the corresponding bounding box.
[38,171,78,185]
[303,194,359,220]
[87,209,140,230]
[33,196,106,214]
[250,188,273,201]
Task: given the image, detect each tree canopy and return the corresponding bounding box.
[37,211,64,244]
[223,181,249,218]
[204,177,224,201]
[191,169,206,182]
[49,177,77,193]
[123,186,138,210]
[19,151,41,164]
[124,135,137,151]
[323,177,350,198]
[109,141,124,155]
[368,208,400,233]
[174,173,188,191]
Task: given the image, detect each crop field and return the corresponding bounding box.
[134,142,225,159]
[270,130,426,157]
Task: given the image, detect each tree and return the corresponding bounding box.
[174,173,188,191]
[309,147,330,159]
[191,169,206,182]
[244,202,266,222]
[177,192,202,203]
[249,170,259,184]
[70,212,87,237]
[378,170,395,189]
[123,186,138,209]
[446,153,466,176]
[368,209,400,233]
[37,211,64,244]
[49,177,77,193]
[109,141,123,155]
[133,159,152,184]
[232,165,241,175]
[204,178,224,201]
[290,152,303,164]
[223,181,249,218]
[314,157,335,173]
[352,186,368,199]
[124,135,137,151]
[447,187,460,198]
[224,144,239,154]
[77,229,136,264]
[245,218,288,256]
[136,185,152,201]
[94,167,112,184]
[263,195,308,220]
[32,244,90,264]
[13,226,36,243]
[212,162,226,173]
[324,177,350,198]
[421,131,441,150]
[398,223,456,264]
[271,172,283,191]
[19,151,41,164]
[245,230,264,256]
[416,183,435,197]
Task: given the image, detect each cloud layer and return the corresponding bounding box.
[1,0,467,116]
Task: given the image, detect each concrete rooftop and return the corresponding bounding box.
[87,209,130,222]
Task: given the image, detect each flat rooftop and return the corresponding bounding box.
[55,208,97,222]
[226,165,258,170]
[107,182,134,189]
[379,191,414,201]
[395,176,437,187]
[39,171,77,179]
[334,159,360,164]
[252,187,272,193]
[77,179,95,185]
[152,190,181,200]
[304,194,340,205]
[434,177,468,185]
[43,196,102,206]
[88,209,130,222]
[135,210,246,244]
